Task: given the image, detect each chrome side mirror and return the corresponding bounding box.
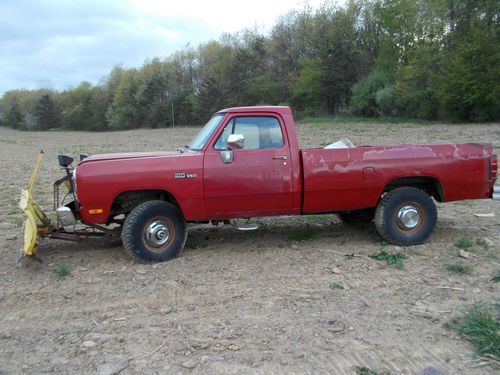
[227,134,244,150]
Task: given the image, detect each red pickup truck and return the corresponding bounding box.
[20,106,499,263]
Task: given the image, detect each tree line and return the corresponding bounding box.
[1,0,498,131]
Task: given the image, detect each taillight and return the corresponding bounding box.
[491,154,498,180]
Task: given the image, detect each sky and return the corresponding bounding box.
[0,0,327,95]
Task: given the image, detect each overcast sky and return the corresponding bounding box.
[0,0,328,95]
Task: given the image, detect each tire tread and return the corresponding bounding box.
[375,187,437,246]
[121,200,186,263]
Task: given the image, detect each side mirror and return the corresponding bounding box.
[227,134,244,150]
[219,150,233,164]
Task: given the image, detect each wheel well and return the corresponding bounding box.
[383,177,444,202]
[109,190,180,219]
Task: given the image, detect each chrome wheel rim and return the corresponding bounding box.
[396,205,420,230]
[143,218,172,250]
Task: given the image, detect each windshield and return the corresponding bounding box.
[188,114,225,151]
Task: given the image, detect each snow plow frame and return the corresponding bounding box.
[17,151,121,263]
[17,151,53,262]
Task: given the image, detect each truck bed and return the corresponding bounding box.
[301,143,495,213]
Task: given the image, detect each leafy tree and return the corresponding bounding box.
[108,69,142,129]
[60,82,93,130]
[89,85,112,131]
[2,100,24,129]
[34,94,60,130]
[434,0,500,121]
[351,71,395,116]
[1,0,498,127]
[292,57,326,115]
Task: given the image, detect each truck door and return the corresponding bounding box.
[203,115,293,218]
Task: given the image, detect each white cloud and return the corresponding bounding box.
[0,0,329,94]
[129,0,324,32]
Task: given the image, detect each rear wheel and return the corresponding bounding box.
[122,201,187,263]
[375,187,437,246]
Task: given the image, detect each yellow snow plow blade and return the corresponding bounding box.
[17,151,52,262]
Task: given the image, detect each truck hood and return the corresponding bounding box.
[80,151,180,163]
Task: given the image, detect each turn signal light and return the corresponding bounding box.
[491,155,497,180]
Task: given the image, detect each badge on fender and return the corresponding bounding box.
[174,172,197,179]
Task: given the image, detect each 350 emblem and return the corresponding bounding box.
[174,172,197,179]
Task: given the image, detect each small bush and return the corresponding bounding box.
[490,270,500,283]
[444,263,473,275]
[289,227,317,241]
[51,264,71,278]
[446,303,500,360]
[455,236,473,251]
[369,250,407,269]
[356,367,378,375]
[375,85,400,116]
[351,71,401,117]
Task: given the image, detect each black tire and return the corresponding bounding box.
[339,208,375,224]
[375,187,437,246]
[121,200,187,263]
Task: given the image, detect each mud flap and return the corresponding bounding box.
[17,152,52,263]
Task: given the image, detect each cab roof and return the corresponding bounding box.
[216,106,292,115]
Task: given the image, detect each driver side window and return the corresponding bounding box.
[214,116,284,151]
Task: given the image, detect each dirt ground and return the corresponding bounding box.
[0,120,499,375]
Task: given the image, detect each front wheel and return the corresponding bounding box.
[375,187,437,246]
[121,201,187,263]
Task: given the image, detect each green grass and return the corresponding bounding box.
[297,114,433,125]
[490,270,500,283]
[486,252,499,261]
[305,214,330,220]
[289,227,317,241]
[476,238,488,247]
[355,367,378,375]
[51,263,71,278]
[330,282,344,290]
[444,263,473,275]
[455,236,473,251]
[0,139,18,144]
[369,250,407,269]
[446,303,500,360]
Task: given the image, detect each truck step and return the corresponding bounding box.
[232,219,260,231]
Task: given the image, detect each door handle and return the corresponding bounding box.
[273,155,288,160]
